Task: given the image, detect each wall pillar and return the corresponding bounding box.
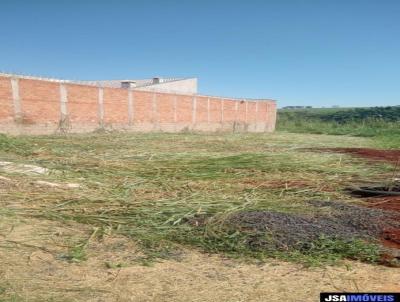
[221,99,224,124]
[255,101,259,123]
[234,100,239,125]
[265,103,269,132]
[173,95,178,132]
[10,78,22,122]
[192,96,197,128]
[245,100,248,124]
[98,86,104,127]
[152,92,157,129]
[207,97,210,125]
[128,89,134,125]
[59,83,69,131]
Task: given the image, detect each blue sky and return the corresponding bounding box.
[1,0,399,108]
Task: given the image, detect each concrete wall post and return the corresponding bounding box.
[173,95,178,132]
[235,101,238,121]
[221,99,224,124]
[255,101,259,123]
[128,89,134,125]
[173,95,178,123]
[152,92,157,128]
[245,100,248,124]
[59,83,69,132]
[98,86,104,127]
[192,96,197,126]
[207,97,210,124]
[59,84,68,118]
[10,78,22,122]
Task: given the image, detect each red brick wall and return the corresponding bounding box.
[0,75,277,134]
[19,79,60,123]
[67,84,98,124]
[133,90,153,123]
[156,93,175,123]
[247,102,257,123]
[176,95,193,123]
[195,96,208,123]
[209,98,222,123]
[103,87,129,124]
[0,77,13,121]
[223,100,236,122]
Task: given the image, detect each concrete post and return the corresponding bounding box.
[221,99,224,123]
[232,100,239,132]
[173,95,178,132]
[245,100,248,124]
[255,101,259,123]
[192,96,197,126]
[98,86,104,127]
[235,100,239,123]
[255,101,259,132]
[10,78,22,122]
[173,95,178,123]
[59,84,68,119]
[207,97,210,124]
[59,83,69,131]
[152,93,157,128]
[128,89,133,125]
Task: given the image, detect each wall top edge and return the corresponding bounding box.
[0,73,276,103]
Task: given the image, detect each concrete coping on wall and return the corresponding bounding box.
[0,72,277,103]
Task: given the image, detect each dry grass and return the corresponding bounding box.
[0,132,399,301]
[1,216,399,302]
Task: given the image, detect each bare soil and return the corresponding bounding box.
[314,147,400,165]
[365,196,400,213]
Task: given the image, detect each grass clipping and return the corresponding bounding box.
[1,132,398,266]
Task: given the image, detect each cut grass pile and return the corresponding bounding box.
[0,132,396,265]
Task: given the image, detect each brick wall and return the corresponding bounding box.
[0,74,277,135]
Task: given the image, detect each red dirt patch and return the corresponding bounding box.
[365,196,400,213]
[314,147,400,165]
[363,196,400,251]
[382,228,400,249]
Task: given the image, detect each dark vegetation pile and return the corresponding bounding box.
[215,200,400,263]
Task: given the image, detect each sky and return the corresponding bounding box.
[0,0,399,108]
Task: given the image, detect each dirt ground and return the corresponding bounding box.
[315,147,400,165]
[366,196,400,213]
[0,217,399,302]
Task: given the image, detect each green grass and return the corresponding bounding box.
[0,132,394,266]
[278,107,400,148]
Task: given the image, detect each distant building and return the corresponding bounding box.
[81,77,198,95]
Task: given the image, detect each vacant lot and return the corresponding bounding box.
[0,132,399,301]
